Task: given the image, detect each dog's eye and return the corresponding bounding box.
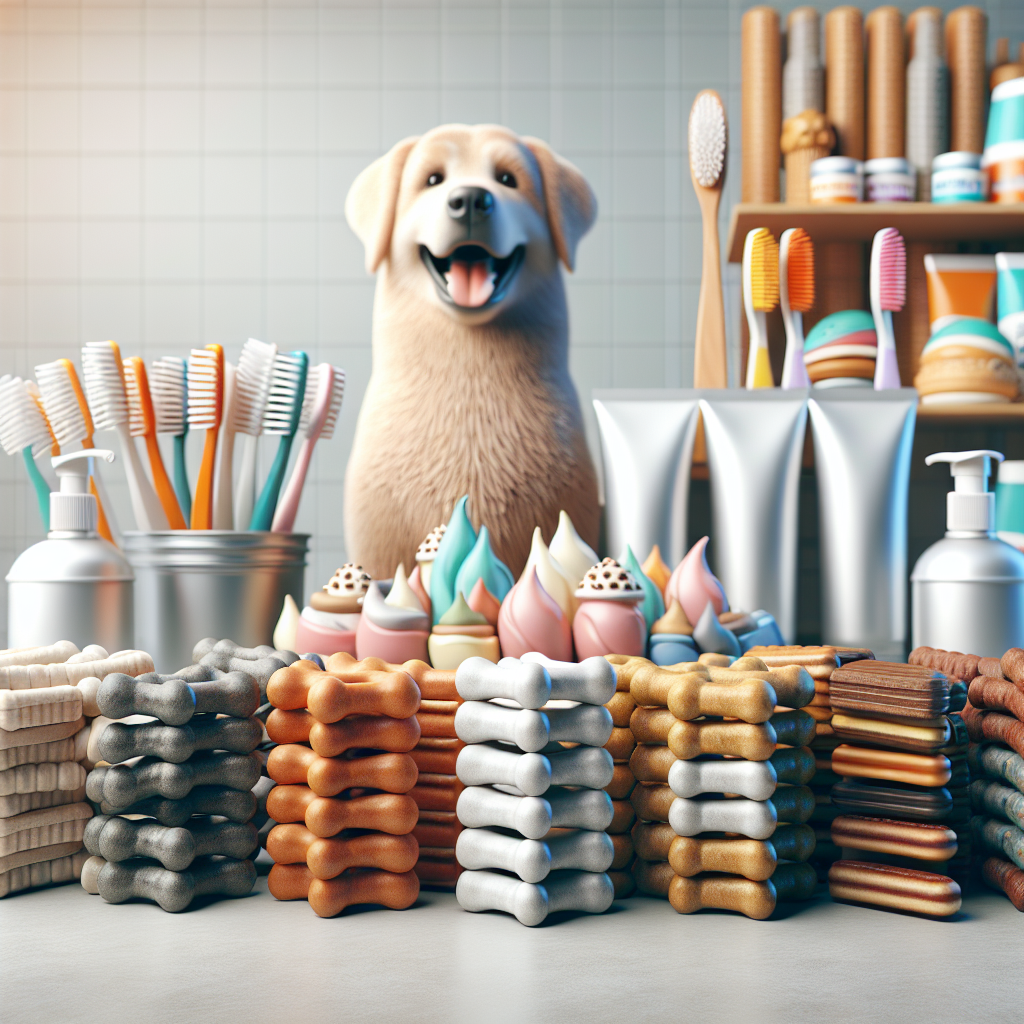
[426,172,444,187]
[497,171,517,188]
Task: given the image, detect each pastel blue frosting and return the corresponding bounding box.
[429,496,477,625]
[923,317,1014,357]
[454,524,515,605]
[622,544,664,631]
[804,309,876,352]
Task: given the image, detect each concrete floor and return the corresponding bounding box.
[1,870,1021,1024]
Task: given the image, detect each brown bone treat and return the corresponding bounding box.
[606,691,636,728]
[1001,648,1024,688]
[604,763,637,800]
[609,869,635,898]
[978,658,1006,680]
[633,856,674,897]
[268,862,315,901]
[668,862,816,918]
[982,855,1024,911]
[266,745,418,796]
[628,662,709,706]
[629,744,677,784]
[698,653,733,668]
[605,727,636,762]
[608,799,636,833]
[267,657,420,720]
[265,823,317,864]
[632,821,676,861]
[610,832,633,869]
[629,706,676,744]
[409,746,459,775]
[413,813,461,848]
[417,712,456,738]
[266,784,418,838]
[606,655,677,692]
[630,782,674,822]
[706,665,815,709]
[311,715,421,757]
[970,676,1024,720]
[961,705,1024,760]
[267,825,419,879]
[668,719,777,761]
[385,660,459,701]
[667,677,777,724]
[308,868,419,917]
[669,835,779,880]
[266,709,313,745]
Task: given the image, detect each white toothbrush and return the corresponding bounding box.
[231,338,277,531]
[150,356,190,525]
[212,361,236,529]
[0,376,54,531]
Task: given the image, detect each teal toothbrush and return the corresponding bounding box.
[249,351,308,531]
[0,375,55,531]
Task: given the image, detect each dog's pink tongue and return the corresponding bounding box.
[446,261,495,307]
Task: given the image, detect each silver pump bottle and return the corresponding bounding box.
[6,449,134,651]
[911,449,1024,657]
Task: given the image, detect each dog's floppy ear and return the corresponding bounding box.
[345,136,419,274]
[522,138,597,272]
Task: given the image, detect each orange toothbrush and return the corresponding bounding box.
[780,228,815,389]
[187,344,224,530]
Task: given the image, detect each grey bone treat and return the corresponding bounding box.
[969,744,1024,798]
[251,775,276,830]
[454,702,613,751]
[668,747,816,802]
[970,779,1024,831]
[456,743,614,796]
[193,639,299,700]
[83,854,257,912]
[98,715,263,765]
[456,827,615,883]
[971,814,1024,872]
[98,673,260,725]
[87,752,262,810]
[519,653,617,705]
[84,815,259,871]
[456,658,551,709]
[136,666,217,685]
[100,785,257,826]
[456,785,614,839]
[455,868,614,926]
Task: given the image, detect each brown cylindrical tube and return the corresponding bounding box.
[409,745,459,775]
[866,6,905,158]
[906,7,942,59]
[826,6,866,159]
[417,712,456,738]
[308,869,419,918]
[409,775,464,812]
[945,6,987,154]
[741,6,782,201]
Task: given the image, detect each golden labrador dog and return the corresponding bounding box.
[344,124,599,580]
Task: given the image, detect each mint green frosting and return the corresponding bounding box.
[804,309,875,352]
[622,544,664,631]
[923,317,1015,357]
[454,524,514,606]
[430,495,477,625]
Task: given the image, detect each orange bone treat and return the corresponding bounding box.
[267,657,420,719]
[266,784,417,837]
[310,715,421,758]
[630,782,674,823]
[265,822,318,864]
[608,799,636,834]
[267,745,418,796]
[268,862,314,900]
[266,709,313,745]
[388,660,459,702]
[267,824,418,877]
[307,868,419,917]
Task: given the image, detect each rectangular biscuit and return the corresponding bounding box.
[744,646,840,680]
[0,737,76,771]
[0,839,84,875]
[0,802,92,856]
[0,847,89,898]
[831,661,948,688]
[0,686,83,731]
[0,787,86,819]
[0,762,87,797]
[0,718,85,750]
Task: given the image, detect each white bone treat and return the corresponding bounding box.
[456,743,614,796]
[455,827,614,882]
[0,718,85,751]
[518,654,618,705]
[669,795,778,840]
[0,737,76,771]
[0,686,83,731]
[668,747,816,801]
[64,645,108,664]
[0,802,92,856]
[0,847,88,897]
[0,788,86,819]
[0,651,154,690]
[0,641,79,668]
[456,786,613,839]
[456,868,614,926]
[456,657,551,708]
[454,701,613,751]
[0,761,86,797]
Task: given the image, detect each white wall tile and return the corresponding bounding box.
[27,154,80,217]
[204,155,264,216]
[81,154,141,216]
[144,154,202,216]
[204,89,265,151]
[80,90,142,152]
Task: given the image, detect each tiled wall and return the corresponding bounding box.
[0,0,1021,647]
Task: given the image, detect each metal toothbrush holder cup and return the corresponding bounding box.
[123,531,309,672]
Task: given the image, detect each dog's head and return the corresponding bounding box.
[345,124,597,323]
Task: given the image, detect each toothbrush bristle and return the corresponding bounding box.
[187,345,224,431]
[688,90,727,189]
[785,228,815,313]
[875,227,906,312]
[81,341,128,431]
[123,358,154,438]
[296,364,324,435]
[748,228,779,313]
[262,351,308,437]
[297,364,346,440]
[25,381,59,455]
[232,338,277,436]
[0,376,52,457]
[320,367,345,441]
[150,356,187,436]
[35,359,88,449]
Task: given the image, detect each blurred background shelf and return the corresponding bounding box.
[917,402,1024,424]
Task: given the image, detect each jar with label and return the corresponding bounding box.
[932,151,987,202]
[984,77,1024,203]
[864,157,915,201]
[810,156,863,203]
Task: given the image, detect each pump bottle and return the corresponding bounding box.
[6,450,134,651]
[911,449,1024,657]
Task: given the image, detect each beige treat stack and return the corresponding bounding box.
[604,658,638,896]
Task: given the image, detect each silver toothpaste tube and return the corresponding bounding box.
[592,390,701,567]
[808,389,917,660]
[698,391,809,643]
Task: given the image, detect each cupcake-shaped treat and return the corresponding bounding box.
[296,563,372,656]
[665,537,728,628]
[572,558,646,660]
[914,318,1020,405]
[803,310,878,388]
[428,592,500,670]
[648,599,698,665]
[355,565,430,664]
[497,568,573,662]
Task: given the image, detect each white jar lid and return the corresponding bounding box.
[933,151,982,171]
[865,157,912,175]
[810,156,862,176]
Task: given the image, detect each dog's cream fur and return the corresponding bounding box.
[344,124,599,580]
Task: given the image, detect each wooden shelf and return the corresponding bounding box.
[726,202,1024,262]
[916,402,1024,425]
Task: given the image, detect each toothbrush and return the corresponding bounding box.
[35,358,119,545]
[250,351,308,531]
[82,340,169,532]
[743,227,780,389]
[187,344,225,530]
[779,228,815,389]
[150,356,190,524]
[212,361,237,529]
[272,364,345,533]
[0,375,55,530]
[871,227,906,390]
[124,357,187,530]
[231,338,277,531]
[25,381,61,459]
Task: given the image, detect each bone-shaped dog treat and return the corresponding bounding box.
[667,860,817,918]
[383,659,458,701]
[519,653,618,705]
[97,785,257,826]
[251,774,275,829]
[269,663,420,722]
[605,763,636,800]
[668,720,776,761]
[267,745,418,796]
[0,650,154,692]
[97,672,259,726]
[666,747,816,800]
[962,705,1024,760]
[969,744,1024,797]
[455,743,613,796]
[969,676,1024,721]
[85,854,256,912]
[456,867,613,926]
[265,822,419,878]
[0,640,80,668]
[605,727,636,762]
[455,826,614,883]
[609,798,636,833]
[629,706,675,744]
[669,786,815,839]
[632,855,674,896]
[0,761,85,797]
[630,782,674,823]
[629,744,676,784]
[667,824,816,880]
[665,676,778,724]
[971,779,1024,831]
[193,639,298,696]
[456,786,613,839]
[982,855,1024,911]
[978,657,1006,679]
[98,716,262,765]
[265,784,418,838]
[1000,647,1024,687]
[84,814,257,870]
[266,709,421,757]
[631,820,676,861]
[88,752,261,810]
[0,802,92,857]
[454,702,613,752]
[628,659,813,710]
[0,737,76,772]
[267,862,419,916]
[457,658,551,708]
[604,691,636,729]
[0,687,83,732]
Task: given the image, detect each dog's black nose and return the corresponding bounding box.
[447,186,494,222]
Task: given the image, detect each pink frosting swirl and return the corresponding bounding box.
[572,599,646,660]
[497,568,573,662]
[666,536,729,626]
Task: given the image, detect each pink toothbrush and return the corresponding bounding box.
[271,363,344,533]
[871,227,906,390]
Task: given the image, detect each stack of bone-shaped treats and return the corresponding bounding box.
[620,654,819,919]
[602,663,638,896]
[264,654,421,917]
[453,654,618,926]
[1,642,153,898]
[81,640,296,911]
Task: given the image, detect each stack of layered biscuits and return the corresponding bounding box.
[603,661,638,897]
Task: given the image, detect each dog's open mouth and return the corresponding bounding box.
[420,244,525,309]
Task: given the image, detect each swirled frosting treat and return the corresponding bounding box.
[571,558,646,660]
[295,563,370,656]
[648,598,698,665]
[311,563,372,614]
[497,567,573,662]
[549,510,599,588]
[641,545,672,597]
[355,565,430,664]
[428,591,499,670]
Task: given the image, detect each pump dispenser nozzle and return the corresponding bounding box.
[925,449,1004,534]
[50,449,115,535]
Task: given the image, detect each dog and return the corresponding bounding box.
[343,123,600,581]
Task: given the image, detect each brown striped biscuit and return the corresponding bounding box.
[831,745,951,787]
[830,815,957,861]
[828,860,961,916]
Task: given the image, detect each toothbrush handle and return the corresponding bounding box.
[234,433,259,532]
[191,427,219,530]
[22,447,50,532]
[271,436,315,533]
[746,311,774,388]
[117,423,169,531]
[781,311,810,389]
[144,433,186,530]
[250,434,295,531]
[873,310,902,390]
[213,429,236,530]
[89,466,122,546]
[172,433,192,524]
